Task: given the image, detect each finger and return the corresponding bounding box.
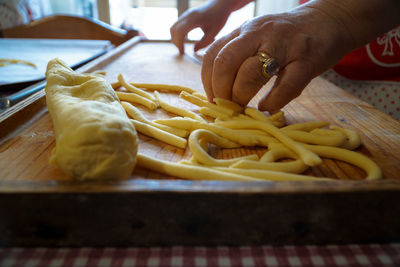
[258,60,314,113]
[211,36,258,100]
[194,28,218,52]
[212,36,286,101]
[231,56,269,106]
[170,19,196,54]
[201,30,240,102]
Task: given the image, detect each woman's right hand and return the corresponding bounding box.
[170,0,234,54]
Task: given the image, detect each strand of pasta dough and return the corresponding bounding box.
[282,129,347,146]
[214,98,243,113]
[304,144,382,180]
[192,92,208,100]
[131,83,196,93]
[132,120,187,149]
[154,91,205,122]
[180,91,234,116]
[117,91,157,110]
[178,160,334,181]
[244,107,285,127]
[260,143,298,162]
[136,153,263,182]
[154,118,277,146]
[118,74,157,103]
[216,120,322,166]
[330,126,361,150]
[214,120,274,137]
[199,107,229,120]
[281,121,329,131]
[189,129,258,166]
[121,101,188,138]
[213,167,333,181]
[230,159,308,174]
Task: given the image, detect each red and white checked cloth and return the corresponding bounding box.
[0,244,399,267]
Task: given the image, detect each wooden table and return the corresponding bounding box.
[0,37,399,247]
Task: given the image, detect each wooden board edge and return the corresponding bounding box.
[0,178,400,194]
[0,89,47,142]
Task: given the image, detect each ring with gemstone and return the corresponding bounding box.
[256,51,280,79]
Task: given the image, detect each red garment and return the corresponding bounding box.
[299,0,400,82]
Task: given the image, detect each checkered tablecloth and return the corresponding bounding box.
[1,244,399,267]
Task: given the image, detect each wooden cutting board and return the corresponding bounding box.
[0,37,399,247]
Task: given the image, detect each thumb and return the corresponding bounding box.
[194,29,218,52]
[258,60,314,113]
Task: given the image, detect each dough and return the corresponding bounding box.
[45,58,138,180]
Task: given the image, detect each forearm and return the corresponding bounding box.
[210,0,255,14]
[304,0,400,48]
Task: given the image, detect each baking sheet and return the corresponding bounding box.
[0,38,112,87]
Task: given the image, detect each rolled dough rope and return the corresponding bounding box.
[304,144,382,180]
[281,121,329,131]
[121,101,188,138]
[153,117,200,130]
[260,143,298,162]
[230,158,308,174]
[154,91,205,122]
[132,119,187,149]
[330,126,361,150]
[192,92,208,100]
[178,160,329,181]
[154,118,276,146]
[213,167,333,181]
[282,129,347,146]
[244,107,272,123]
[216,120,322,166]
[199,107,229,120]
[214,120,274,137]
[235,114,254,120]
[116,91,157,110]
[0,58,37,68]
[180,91,234,116]
[269,111,286,128]
[130,83,196,94]
[214,114,253,122]
[234,129,275,137]
[136,153,263,182]
[189,129,257,166]
[214,98,243,113]
[118,74,157,103]
[178,159,197,165]
[244,107,284,127]
[111,81,121,89]
[268,111,284,120]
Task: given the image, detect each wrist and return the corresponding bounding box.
[303,0,400,49]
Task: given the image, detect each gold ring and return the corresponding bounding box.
[256,51,280,79]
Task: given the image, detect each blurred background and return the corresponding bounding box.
[1,0,299,41]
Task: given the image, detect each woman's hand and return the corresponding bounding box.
[201,4,356,113]
[170,0,254,54]
[170,1,231,54]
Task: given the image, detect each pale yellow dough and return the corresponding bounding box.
[45,58,138,180]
